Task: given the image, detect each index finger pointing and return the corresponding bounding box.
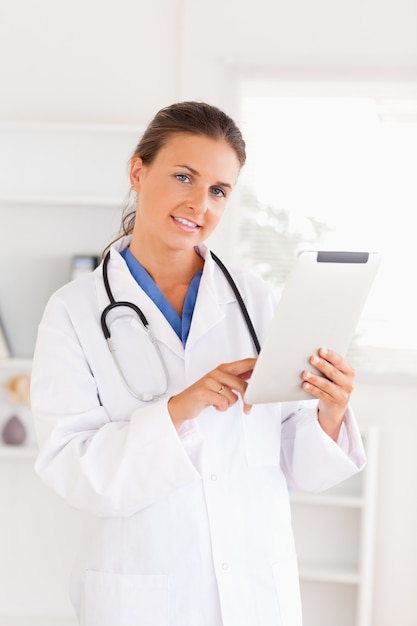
[223,358,257,377]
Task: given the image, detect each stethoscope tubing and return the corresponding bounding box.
[100,249,260,401]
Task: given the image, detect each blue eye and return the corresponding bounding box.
[175,174,190,183]
[211,186,226,198]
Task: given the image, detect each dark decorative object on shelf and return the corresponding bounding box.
[2,415,26,445]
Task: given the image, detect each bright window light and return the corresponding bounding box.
[235,84,417,374]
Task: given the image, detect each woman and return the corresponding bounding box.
[31,101,366,626]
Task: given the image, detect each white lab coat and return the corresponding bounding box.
[31,236,366,626]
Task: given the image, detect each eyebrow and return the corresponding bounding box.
[175,164,233,190]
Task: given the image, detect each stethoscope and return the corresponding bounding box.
[100,250,261,401]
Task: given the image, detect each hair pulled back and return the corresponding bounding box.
[120,101,246,237]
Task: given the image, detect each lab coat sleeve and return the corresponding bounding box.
[280,401,366,492]
[31,295,201,518]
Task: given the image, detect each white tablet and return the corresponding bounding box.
[244,250,381,404]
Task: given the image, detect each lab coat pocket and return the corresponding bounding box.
[84,570,169,626]
[272,558,303,626]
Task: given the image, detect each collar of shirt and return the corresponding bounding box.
[120,247,202,347]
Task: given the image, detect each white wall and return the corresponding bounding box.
[1,1,417,624]
[2,0,416,125]
[354,375,417,626]
[0,0,179,124]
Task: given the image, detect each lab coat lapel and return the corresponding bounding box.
[186,246,235,349]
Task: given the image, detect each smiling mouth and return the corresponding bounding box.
[172,216,201,231]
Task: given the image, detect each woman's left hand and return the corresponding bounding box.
[301,347,355,441]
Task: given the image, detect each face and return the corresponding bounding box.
[129,133,241,255]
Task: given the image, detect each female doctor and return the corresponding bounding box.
[31,101,366,626]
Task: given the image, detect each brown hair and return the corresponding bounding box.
[119,101,246,238]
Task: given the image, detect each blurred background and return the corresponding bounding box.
[0,1,416,624]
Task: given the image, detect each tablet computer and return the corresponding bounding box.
[244,250,381,404]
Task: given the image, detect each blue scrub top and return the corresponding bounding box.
[120,247,202,347]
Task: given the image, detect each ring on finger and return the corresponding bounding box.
[217,385,225,394]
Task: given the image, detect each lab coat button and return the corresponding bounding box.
[221,562,229,570]
[210,473,218,481]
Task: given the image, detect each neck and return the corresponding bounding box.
[128,239,204,288]
[127,239,204,317]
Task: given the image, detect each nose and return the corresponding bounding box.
[187,186,208,214]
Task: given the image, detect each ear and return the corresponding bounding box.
[129,156,144,192]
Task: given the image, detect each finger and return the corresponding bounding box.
[242,401,253,414]
[213,379,247,411]
[207,358,256,391]
[318,348,355,376]
[309,355,342,384]
[213,364,255,397]
[213,386,253,414]
[211,386,239,412]
[210,377,250,412]
[310,354,354,391]
[219,358,257,379]
[178,358,257,418]
[302,376,338,404]
[238,369,254,382]
[302,370,351,405]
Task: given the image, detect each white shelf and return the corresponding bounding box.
[0,358,32,370]
[0,194,124,208]
[0,445,37,460]
[0,615,77,626]
[0,124,140,211]
[290,491,364,508]
[299,564,361,585]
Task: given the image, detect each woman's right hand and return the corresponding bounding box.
[168,358,256,430]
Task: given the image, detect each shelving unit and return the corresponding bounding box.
[0,357,80,624]
[290,425,378,626]
[0,125,143,624]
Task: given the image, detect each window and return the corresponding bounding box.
[234,79,417,375]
